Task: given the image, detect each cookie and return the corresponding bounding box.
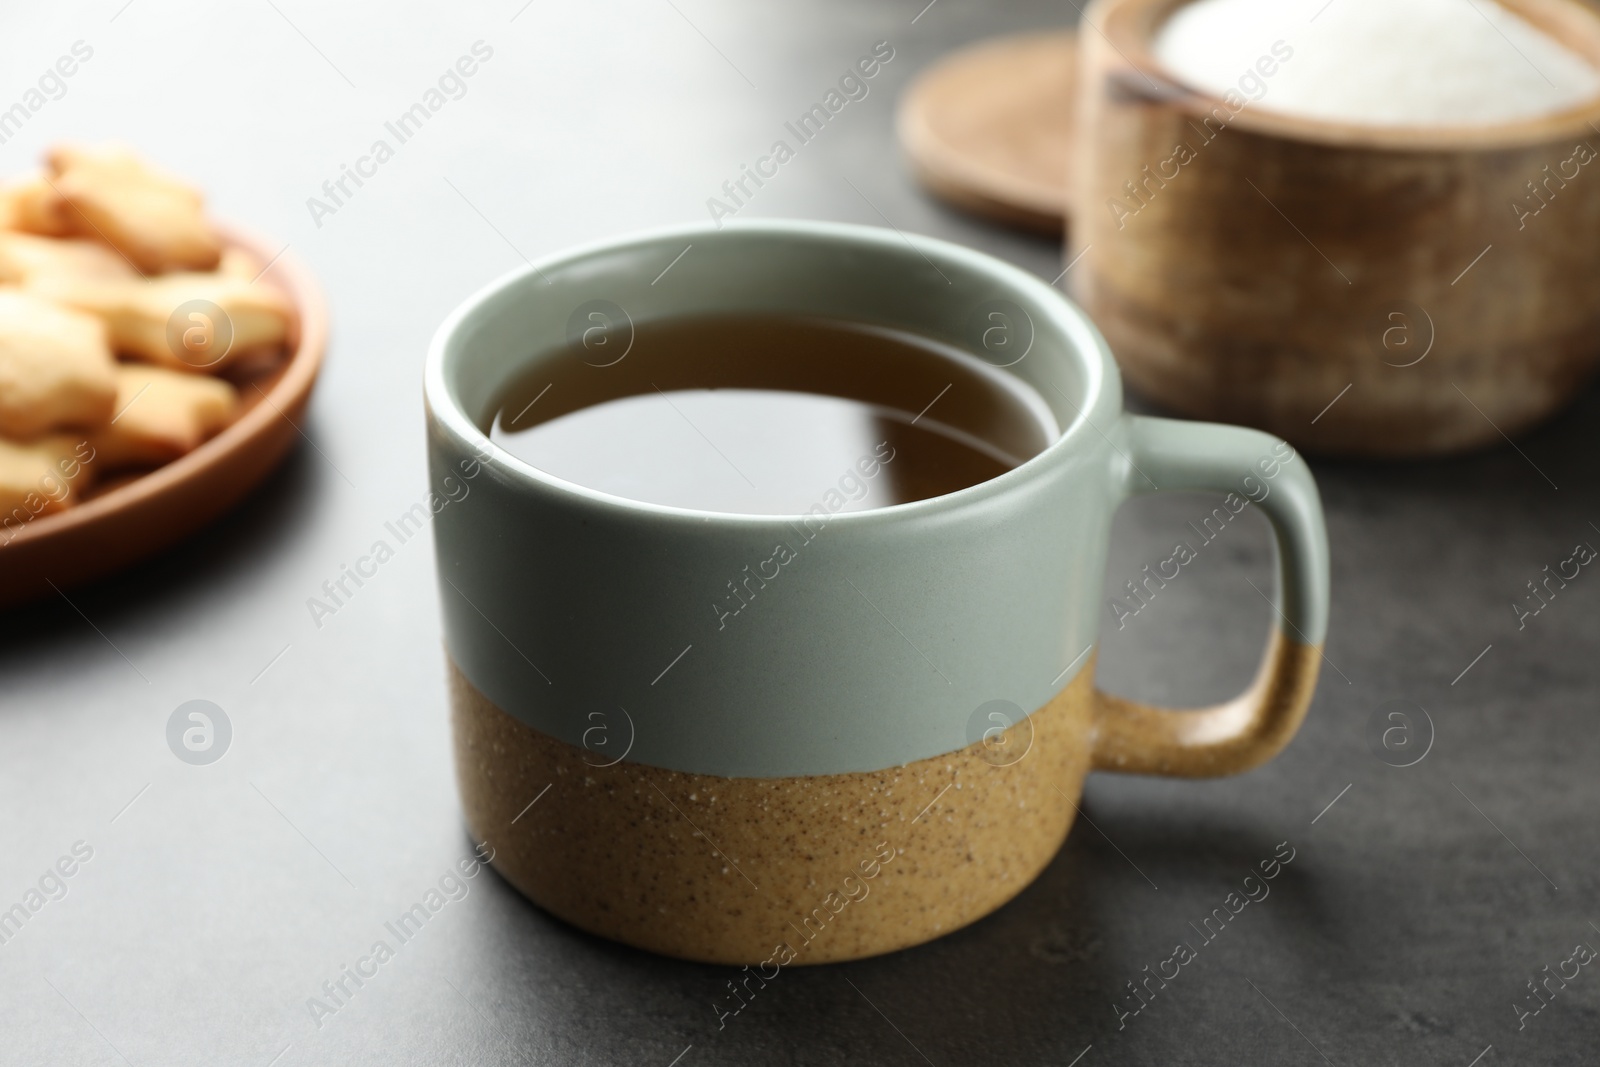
[0,434,94,527]
[41,271,293,373]
[0,230,137,286]
[87,364,237,468]
[0,290,118,439]
[218,246,264,281]
[48,143,222,273]
[0,174,73,236]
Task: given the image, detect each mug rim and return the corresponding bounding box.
[424,217,1121,527]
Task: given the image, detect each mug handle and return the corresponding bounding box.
[1091,415,1331,777]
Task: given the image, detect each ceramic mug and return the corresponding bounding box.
[424,219,1330,966]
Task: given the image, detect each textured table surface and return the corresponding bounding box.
[2,2,1597,1065]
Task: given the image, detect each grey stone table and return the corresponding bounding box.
[2,1,1596,1064]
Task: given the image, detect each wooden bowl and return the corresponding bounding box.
[0,224,327,607]
[1070,0,1600,456]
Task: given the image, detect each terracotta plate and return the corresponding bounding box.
[897,31,1078,234]
[0,224,328,607]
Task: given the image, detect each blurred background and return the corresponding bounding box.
[2,1,1597,1064]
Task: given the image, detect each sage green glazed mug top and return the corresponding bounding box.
[424,219,1331,965]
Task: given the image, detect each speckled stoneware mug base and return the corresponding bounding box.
[451,657,1096,966]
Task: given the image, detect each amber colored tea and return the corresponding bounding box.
[486,314,1056,515]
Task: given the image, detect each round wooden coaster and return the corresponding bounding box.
[897,31,1078,234]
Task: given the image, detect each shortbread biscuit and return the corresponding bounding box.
[43,272,293,372]
[0,231,137,286]
[0,291,118,438]
[0,434,93,523]
[48,143,222,273]
[0,174,73,236]
[217,246,264,281]
[87,364,237,468]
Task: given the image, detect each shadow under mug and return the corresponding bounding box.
[423,219,1330,965]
